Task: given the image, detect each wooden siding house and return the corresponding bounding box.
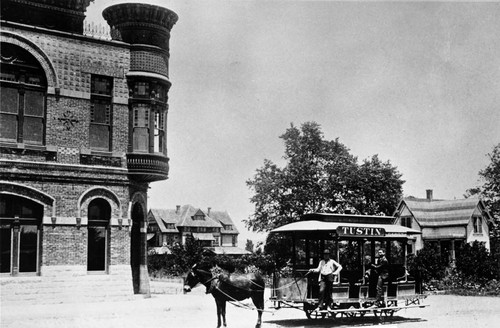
[147,205,249,255]
[393,190,494,264]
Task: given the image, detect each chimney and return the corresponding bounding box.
[207,207,211,215]
[426,189,433,201]
[176,205,180,213]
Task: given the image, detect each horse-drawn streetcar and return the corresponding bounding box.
[269,213,429,320]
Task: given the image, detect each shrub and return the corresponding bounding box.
[407,242,447,284]
[148,240,276,278]
[455,241,499,284]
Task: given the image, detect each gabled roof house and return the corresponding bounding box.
[147,205,249,256]
[393,189,494,263]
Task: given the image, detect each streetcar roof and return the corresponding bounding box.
[271,220,421,236]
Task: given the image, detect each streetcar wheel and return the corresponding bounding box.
[304,303,326,320]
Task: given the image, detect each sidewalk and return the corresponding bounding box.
[0,288,278,328]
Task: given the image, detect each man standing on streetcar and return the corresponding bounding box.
[308,249,342,311]
[370,249,389,308]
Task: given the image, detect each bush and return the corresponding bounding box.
[408,242,448,284]
[455,241,499,284]
[148,238,204,277]
[439,269,500,296]
[148,239,277,278]
[411,241,500,295]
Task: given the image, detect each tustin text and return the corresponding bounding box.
[336,226,386,236]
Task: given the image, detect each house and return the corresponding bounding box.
[0,1,178,303]
[393,189,494,264]
[147,205,250,256]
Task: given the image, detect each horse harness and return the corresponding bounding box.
[193,268,264,294]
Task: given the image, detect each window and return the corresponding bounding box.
[199,227,206,232]
[154,111,165,153]
[132,104,149,152]
[192,214,205,221]
[1,44,46,145]
[473,217,482,234]
[400,217,412,228]
[129,80,168,154]
[90,75,113,151]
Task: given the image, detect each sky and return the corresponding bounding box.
[85,0,500,245]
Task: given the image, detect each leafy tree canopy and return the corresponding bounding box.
[245,122,404,232]
[466,143,500,235]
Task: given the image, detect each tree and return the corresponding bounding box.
[245,239,254,253]
[245,122,404,232]
[466,143,500,232]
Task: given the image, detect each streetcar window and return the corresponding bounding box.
[295,239,307,267]
[339,240,362,271]
[390,240,405,265]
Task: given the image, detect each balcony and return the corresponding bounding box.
[126,153,169,183]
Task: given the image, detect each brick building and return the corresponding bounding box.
[0,0,178,303]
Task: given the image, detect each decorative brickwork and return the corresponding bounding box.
[80,154,122,167]
[78,187,123,219]
[1,26,130,98]
[57,147,80,164]
[0,30,58,89]
[0,181,56,217]
[130,50,169,77]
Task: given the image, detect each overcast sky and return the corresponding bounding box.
[86,0,500,244]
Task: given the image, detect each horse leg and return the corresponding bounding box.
[215,299,222,328]
[221,300,227,327]
[251,292,264,328]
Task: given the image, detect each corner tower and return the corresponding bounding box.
[103,3,178,295]
[103,3,178,183]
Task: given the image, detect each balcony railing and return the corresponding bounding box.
[126,152,169,182]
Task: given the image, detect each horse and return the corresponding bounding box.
[184,263,265,328]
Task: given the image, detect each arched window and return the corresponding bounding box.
[0,43,47,145]
[0,194,43,275]
[87,198,111,272]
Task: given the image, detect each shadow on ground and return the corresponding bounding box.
[266,315,427,327]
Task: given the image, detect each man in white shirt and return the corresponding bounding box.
[308,249,342,311]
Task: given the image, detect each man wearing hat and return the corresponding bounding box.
[308,249,342,311]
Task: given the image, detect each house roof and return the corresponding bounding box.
[177,205,223,228]
[398,197,492,227]
[209,210,240,233]
[149,208,178,232]
[149,205,242,232]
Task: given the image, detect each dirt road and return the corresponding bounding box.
[1,289,499,328]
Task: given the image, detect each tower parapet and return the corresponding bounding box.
[1,0,93,34]
[102,3,178,51]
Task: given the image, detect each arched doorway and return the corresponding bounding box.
[87,198,111,272]
[0,194,43,275]
[131,202,150,294]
